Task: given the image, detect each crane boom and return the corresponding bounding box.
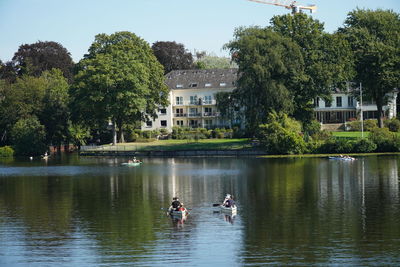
[247,0,317,14]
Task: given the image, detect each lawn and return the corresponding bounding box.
[85,138,253,151]
[332,131,370,138]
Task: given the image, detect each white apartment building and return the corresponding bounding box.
[314,88,397,124]
[142,69,397,131]
[142,69,238,131]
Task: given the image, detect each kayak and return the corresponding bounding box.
[328,156,355,161]
[220,205,237,214]
[121,161,142,166]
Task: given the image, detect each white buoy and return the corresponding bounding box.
[29,156,33,160]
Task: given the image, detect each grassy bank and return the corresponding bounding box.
[85,139,253,152]
[331,131,370,138]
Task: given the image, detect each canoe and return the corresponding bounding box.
[328,156,355,161]
[169,208,188,217]
[121,162,142,166]
[220,205,237,214]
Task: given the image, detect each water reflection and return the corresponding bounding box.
[0,155,399,266]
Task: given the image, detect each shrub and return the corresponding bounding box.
[11,116,47,156]
[368,127,397,152]
[0,146,14,157]
[257,122,306,154]
[318,137,354,154]
[303,120,321,137]
[364,119,378,131]
[352,138,377,153]
[384,118,400,132]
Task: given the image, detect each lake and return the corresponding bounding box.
[0,155,399,266]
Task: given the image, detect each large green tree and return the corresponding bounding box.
[225,27,305,134]
[339,9,400,128]
[270,13,355,122]
[71,31,169,144]
[151,41,194,74]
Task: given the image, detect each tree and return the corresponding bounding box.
[71,31,169,144]
[0,60,17,82]
[40,69,70,149]
[151,41,194,74]
[194,52,237,69]
[270,13,355,122]
[339,9,400,128]
[0,75,47,144]
[12,41,74,82]
[225,27,305,134]
[11,116,47,156]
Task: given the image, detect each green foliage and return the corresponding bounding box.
[11,116,47,156]
[318,137,354,154]
[368,127,398,152]
[270,13,355,122]
[347,119,377,131]
[303,120,321,137]
[352,138,377,153]
[194,52,237,69]
[68,123,91,147]
[40,69,70,146]
[0,146,14,157]
[225,26,305,134]
[71,31,169,143]
[340,9,400,127]
[384,118,400,132]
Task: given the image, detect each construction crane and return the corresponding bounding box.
[247,0,317,14]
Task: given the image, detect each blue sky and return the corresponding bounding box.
[0,0,399,62]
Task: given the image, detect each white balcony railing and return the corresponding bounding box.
[173,100,216,106]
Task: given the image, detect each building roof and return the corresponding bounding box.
[165,68,238,90]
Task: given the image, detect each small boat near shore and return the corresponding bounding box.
[121,161,142,167]
[328,156,355,161]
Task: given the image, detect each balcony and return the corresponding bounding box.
[174,113,187,117]
[203,112,220,117]
[188,113,202,117]
[174,100,216,106]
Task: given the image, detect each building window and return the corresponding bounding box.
[159,108,167,115]
[336,96,342,107]
[204,95,212,104]
[325,99,331,107]
[204,119,212,127]
[220,82,226,87]
[190,96,197,105]
[205,83,212,87]
[348,96,354,107]
[161,120,167,127]
[175,108,184,117]
[204,107,212,116]
[315,97,319,107]
[176,120,184,126]
[189,83,198,88]
[176,96,183,105]
[146,121,152,127]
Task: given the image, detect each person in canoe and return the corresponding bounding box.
[170,197,182,212]
[222,194,235,208]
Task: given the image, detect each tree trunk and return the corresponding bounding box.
[112,121,117,145]
[116,120,124,143]
[376,99,384,128]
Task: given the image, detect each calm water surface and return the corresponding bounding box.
[0,155,399,266]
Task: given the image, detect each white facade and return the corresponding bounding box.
[314,91,397,123]
[142,69,237,131]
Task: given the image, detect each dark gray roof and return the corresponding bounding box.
[165,68,238,90]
